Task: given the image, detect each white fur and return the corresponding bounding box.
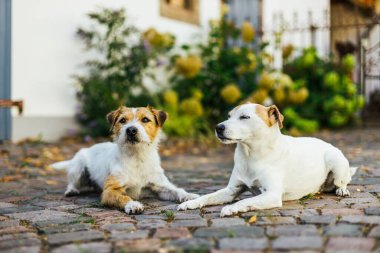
[178,103,356,217]
[124,201,144,214]
[50,108,198,213]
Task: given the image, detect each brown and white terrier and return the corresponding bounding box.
[51,106,199,214]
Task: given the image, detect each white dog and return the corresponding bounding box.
[178,103,356,217]
[51,106,198,214]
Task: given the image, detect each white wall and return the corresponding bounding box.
[11,0,220,118]
[262,0,330,68]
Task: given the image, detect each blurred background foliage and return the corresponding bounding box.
[75,7,364,138]
[74,8,174,137]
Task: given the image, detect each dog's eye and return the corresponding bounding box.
[240,115,250,120]
[141,117,151,123]
[119,118,126,124]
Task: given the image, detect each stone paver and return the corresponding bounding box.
[326,237,376,252]
[110,229,149,241]
[272,236,324,250]
[46,230,104,245]
[219,238,269,250]
[154,227,191,239]
[5,209,78,222]
[0,128,380,252]
[51,242,111,253]
[324,224,363,237]
[211,217,246,227]
[266,224,319,236]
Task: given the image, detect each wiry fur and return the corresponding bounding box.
[178,103,357,217]
[50,106,198,214]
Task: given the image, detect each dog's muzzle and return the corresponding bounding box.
[215,124,228,140]
[126,126,139,144]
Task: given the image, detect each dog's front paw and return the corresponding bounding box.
[124,201,144,214]
[220,204,247,217]
[64,188,80,197]
[177,199,202,211]
[336,188,350,197]
[179,193,200,203]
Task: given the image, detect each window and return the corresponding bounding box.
[160,0,200,25]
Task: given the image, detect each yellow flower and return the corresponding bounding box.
[176,55,202,78]
[279,74,293,87]
[236,52,257,75]
[289,127,302,137]
[179,98,203,116]
[192,89,203,101]
[221,3,229,16]
[143,28,174,48]
[288,87,309,104]
[220,84,241,104]
[297,87,309,103]
[236,65,247,75]
[258,72,275,90]
[232,47,241,55]
[163,90,178,106]
[160,33,175,48]
[273,88,286,104]
[282,44,294,60]
[241,21,255,43]
[250,89,268,104]
[247,52,257,71]
[261,52,273,66]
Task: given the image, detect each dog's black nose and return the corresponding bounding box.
[215,124,225,134]
[126,126,138,136]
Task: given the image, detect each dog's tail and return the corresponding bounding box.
[50,160,71,170]
[350,166,358,177]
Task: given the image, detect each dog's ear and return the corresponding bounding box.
[106,107,122,130]
[148,106,168,127]
[268,105,284,129]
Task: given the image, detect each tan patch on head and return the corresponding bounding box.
[136,106,168,142]
[256,104,271,127]
[107,105,168,141]
[256,104,284,129]
[135,107,160,142]
[107,106,134,138]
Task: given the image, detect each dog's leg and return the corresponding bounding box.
[177,171,244,211]
[150,175,199,203]
[64,151,87,196]
[220,191,282,217]
[325,149,351,197]
[65,167,82,196]
[177,186,244,210]
[101,175,143,214]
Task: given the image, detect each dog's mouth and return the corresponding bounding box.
[126,136,139,144]
[217,134,241,142]
[218,135,232,141]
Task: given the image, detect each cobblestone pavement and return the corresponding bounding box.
[0,128,380,252]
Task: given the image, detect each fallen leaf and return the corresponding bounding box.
[0,175,23,182]
[46,180,58,185]
[248,215,257,224]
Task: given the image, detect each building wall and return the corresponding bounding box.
[11,0,220,141]
[262,0,330,68]
[364,23,380,100]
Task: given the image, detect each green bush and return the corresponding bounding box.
[75,8,364,139]
[283,48,364,129]
[162,14,265,131]
[75,8,173,137]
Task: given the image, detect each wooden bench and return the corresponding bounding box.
[0,100,23,115]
